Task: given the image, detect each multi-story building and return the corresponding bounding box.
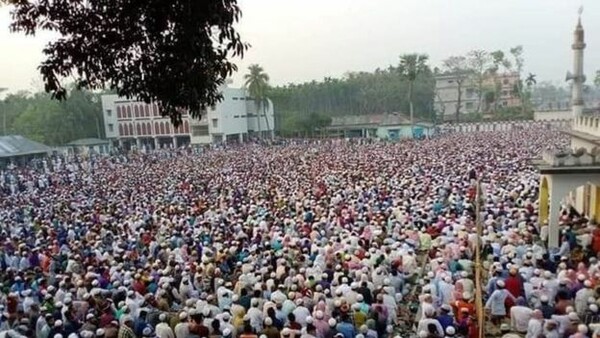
[435,72,522,121]
[101,86,274,150]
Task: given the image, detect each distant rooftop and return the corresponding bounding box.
[329,113,432,128]
[0,135,52,158]
[67,138,109,146]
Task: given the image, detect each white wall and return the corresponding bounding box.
[101,95,119,139]
[208,87,249,137]
[533,110,572,121]
[573,116,600,137]
[571,137,598,152]
[246,98,275,133]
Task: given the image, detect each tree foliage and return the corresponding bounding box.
[7,0,248,126]
[269,63,435,135]
[244,64,272,139]
[280,112,331,137]
[0,88,103,146]
[398,54,430,130]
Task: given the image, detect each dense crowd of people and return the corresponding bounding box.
[0,126,599,338]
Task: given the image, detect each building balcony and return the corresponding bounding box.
[573,115,600,137]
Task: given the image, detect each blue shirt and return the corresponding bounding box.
[437,314,454,330]
[336,322,356,338]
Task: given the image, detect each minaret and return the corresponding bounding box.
[571,9,586,117]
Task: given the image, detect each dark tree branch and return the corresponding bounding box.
[8,0,249,126]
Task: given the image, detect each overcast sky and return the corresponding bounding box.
[0,0,598,94]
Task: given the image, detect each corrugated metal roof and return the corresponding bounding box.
[66,138,109,146]
[0,135,51,158]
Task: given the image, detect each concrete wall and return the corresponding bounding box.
[534,110,572,121]
[375,125,434,139]
[208,87,250,137]
[439,120,568,134]
[573,116,600,137]
[101,95,119,139]
[246,99,275,134]
[571,137,598,152]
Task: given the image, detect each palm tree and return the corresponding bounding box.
[398,54,429,137]
[525,73,537,88]
[244,64,271,140]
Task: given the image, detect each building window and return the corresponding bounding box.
[212,118,218,128]
[191,125,209,136]
[502,90,508,96]
[233,97,238,100]
[106,109,112,116]
[503,79,509,85]
[233,115,240,118]
[108,124,114,133]
[502,101,508,107]
[465,102,474,110]
[466,88,475,98]
[240,97,245,100]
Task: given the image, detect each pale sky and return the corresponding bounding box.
[1,0,598,94]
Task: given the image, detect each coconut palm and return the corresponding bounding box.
[398,54,429,137]
[244,64,271,139]
[525,73,537,88]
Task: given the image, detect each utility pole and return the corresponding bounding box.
[0,88,7,136]
[474,180,485,338]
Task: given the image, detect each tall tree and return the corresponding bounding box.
[594,70,600,88]
[525,73,537,88]
[467,50,492,113]
[509,46,526,113]
[398,54,430,136]
[2,88,103,145]
[489,50,511,112]
[6,0,248,126]
[244,64,272,139]
[442,56,471,123]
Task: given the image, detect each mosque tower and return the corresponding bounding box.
[568,8,586,117]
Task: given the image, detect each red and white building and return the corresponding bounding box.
[101,86,274,150]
